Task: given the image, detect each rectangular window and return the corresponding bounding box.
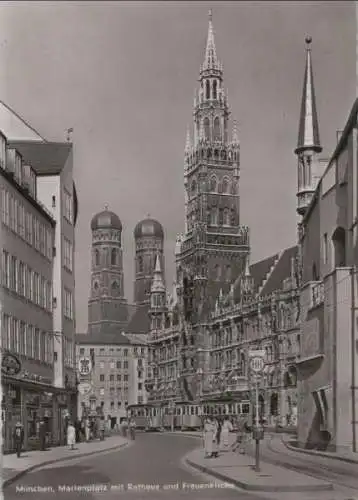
[138,383,142,390]
[323,233,328,265]
[123,361,128,369]
[46,281,52,311]
[117,374,121,381]
[33,272,39,305]
[40,277,46,308]
[100,374,104,382]
[116,361,121,369]
[14,198,18,233]
[0,134,6,168]
[64,288,73,319]
[34,328,40,359]
[39,224,45,255]
[18,203,25,239]
[63,237,73,272]
[10,255,17,292]
[80,348,85,355]
[11,317,18,352]
[34,219,40,251]
[27,325,34,358]
[19,321,26,355]
[40,331,46,361]
[100,361,104,369]
[9,195,15,231]
[2,313,10,349]
[110,374,114,382]
[138,396,143,404]
[63,189,73,224]
[3,190,9,225]
[2,250,9,287]
[25,211,33,244]
[124,374,128,382]
[46,229,53,260]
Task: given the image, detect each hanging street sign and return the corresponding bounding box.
[1,352,21,376]
[249,349,266,374]
[78,357,92,377]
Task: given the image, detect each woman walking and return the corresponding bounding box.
[212,418,221,458]
[203,416,214,458]
[67,421,76,450]
[221,416,233,450]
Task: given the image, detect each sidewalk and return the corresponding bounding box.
[2,435,129,489]
[282,434,358,465]
[185,447,333,493]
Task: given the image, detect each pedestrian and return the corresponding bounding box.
[221,416,233,450]
[129,418,136,440]
[203,416,214,458]
[13,422,24,458]
[212,418,221,458]
[67,421,76,450]
[75,418,81,443]
[85,418,90,442]
[39,420,46,451]
[99,416,105,441]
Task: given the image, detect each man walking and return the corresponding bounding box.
[13,422,24,458]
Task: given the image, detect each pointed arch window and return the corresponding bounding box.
[222,177,229,193]
[204,118,210,141]
[210,208,218,226]
[213,117,221,142]
[95,250,100,266]
[225,265,231,282]
[223,208,230,226]
[213,80,217,100]
[205,80,210,100]
[111,248,118,266]
[210,176,217,192]
[190,179,197,196]
[214,264,221,281]
[138,256,143,273]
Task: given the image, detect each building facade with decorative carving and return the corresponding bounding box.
[0,104,79,452]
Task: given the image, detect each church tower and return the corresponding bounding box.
[176,11,250,324]
[149,254,167,332]
[134,217,165,306]
[88,205,128,335]
[295,37,322,217]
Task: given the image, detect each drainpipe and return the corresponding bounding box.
[351,267,357,453]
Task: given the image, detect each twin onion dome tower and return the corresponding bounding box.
[88,205,164,335]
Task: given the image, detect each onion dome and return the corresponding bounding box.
[90,204,122,231]
[134,217,164,240]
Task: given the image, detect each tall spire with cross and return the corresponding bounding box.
[295,36,322,217]
[202,9,220,72]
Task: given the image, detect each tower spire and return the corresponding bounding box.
[202,9,220,72]
[295,37,322,155]
[295,37,322,217]
[232,119,239,145]
[151,254,165,293]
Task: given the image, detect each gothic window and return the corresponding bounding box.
[210,176,217,192]
[95,250,100,266]
[223,208,230,226]
[222,177,230,193]
[232,182,238,195]
[93,281,99,291]
[231,209,236,225]
[205,80,210,99]
[191,179,197,196]
[221,150,227,160]
[210,208,218,226]
[112,281,119,293]
[204,118,210,140]
[225,265,231,282]
[111,248,117,266]
[214,264,221,281]
[138,256,143,273]
[218,208,224,225]
[213,80,217,100]
[213,117,221,141]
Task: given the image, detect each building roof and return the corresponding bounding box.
[259,245,298,296]
[134,218,164,240]
[91,207,122,231]
[75,332,131,346]
[8,140,72,175]
[126,304,151,334]
[250,253,279,293]
[0,99,46,142]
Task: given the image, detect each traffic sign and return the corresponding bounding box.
[249,350,266,373]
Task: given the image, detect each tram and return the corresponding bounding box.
[126,404,162,431]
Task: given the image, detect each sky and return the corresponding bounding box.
[0,1,355,334]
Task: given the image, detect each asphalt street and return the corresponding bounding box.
[4,433,267,500]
